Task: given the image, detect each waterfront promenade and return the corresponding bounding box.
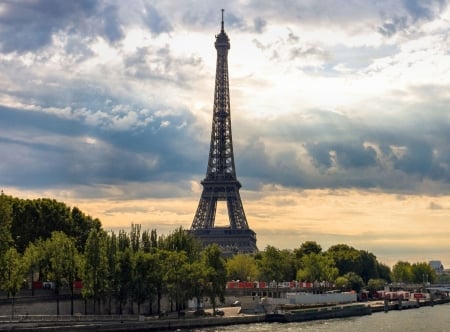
[0,299,448,331]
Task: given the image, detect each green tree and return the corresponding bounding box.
[159,227,201,262]
[294,241,322,259]
[142,229,158,253]
[0,248,26,318]
[133,251,159,314]
[105,232,118,314]
[202,244,227,315]
[377,262,392,283]
[130,223,141,252]
[44,231,80,315]
[257,246,296,282]
[335,276,349,290]
[345,272,365,292]
[10,198,39,253]
[187,260,209,311]
[391,261,413,283]
[150,249,166,315]
[23,241,44,296]
[164,251,190,312]
[226,254,259,281]
[296,253,338,282]
[118,229,130,251]
[9,196,101,253]
[359,250,379,283]
[71,206,101,252]
[116,248,133,314]
[83,228,108,313]
[326,244,363,276]
[367,278,387,297]
[0,191,13,255]
[411,262,436,284]
[143,252,160,314]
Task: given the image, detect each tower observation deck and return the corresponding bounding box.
[189,10,258,256]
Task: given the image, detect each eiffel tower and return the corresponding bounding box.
[190,10,257,256]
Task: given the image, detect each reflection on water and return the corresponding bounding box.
[188,303,450,332]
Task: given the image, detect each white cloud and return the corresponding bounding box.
[1,0,450,265]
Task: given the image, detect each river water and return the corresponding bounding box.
[189,303,450,332]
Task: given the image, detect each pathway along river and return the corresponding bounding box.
[190,303,450,332]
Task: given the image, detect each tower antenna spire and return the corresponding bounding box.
[221,9,224,32]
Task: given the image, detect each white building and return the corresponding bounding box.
[429,260,445,274]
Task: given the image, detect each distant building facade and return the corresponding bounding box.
[429,260,445,274]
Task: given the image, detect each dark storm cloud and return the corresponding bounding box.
[307,142,377,170]
[0,0,124,53]
[233,91,450,193]
[0,104,205,191]
[1,0,449,198]
[143,3,173,34]
[100,4,125,43]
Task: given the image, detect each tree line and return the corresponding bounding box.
[0,192,440,316]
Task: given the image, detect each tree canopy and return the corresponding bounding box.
[1,193,101,253]
[2,193,444,316]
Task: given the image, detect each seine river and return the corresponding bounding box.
[189,303,450,332]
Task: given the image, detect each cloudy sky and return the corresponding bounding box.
[1,0,450,268]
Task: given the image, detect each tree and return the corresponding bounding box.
[335,276,349,291]
[152,250,166,315]
[83,228,108,313]
[391,261,413,283]
[296,253,338,282]
[186,261,209,311]
[367,278,387,297]
[0,248,26,318]
[133,251,158,315]
[226,254,259,281]
[23,241,44,296]
[359,250,379,283]
[326,244,363,276]
[345,272,365,292]
[411,262,436,284]
[9,196,101,253]
[71,206,101,252]
[158,227,201,262]
[116,248,133,314]
[143,252,160,314]
[118,229,130,251]
[105,232,118,314]
[163,251,190,313]
[257,246,296,282]
[130,223,141,252]
[377,262,392,283]
[202,244,227,315]
[142,229,158,253]
[294,241,322,259]
[44,231,80,315]
[0,191,13,255]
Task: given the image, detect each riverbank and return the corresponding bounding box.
[0,298,449,331]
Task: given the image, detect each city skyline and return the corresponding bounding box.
[1,1,450,267]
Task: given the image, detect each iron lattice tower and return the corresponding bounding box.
[190,10,257,255]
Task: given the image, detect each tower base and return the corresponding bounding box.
[189,227,258,257]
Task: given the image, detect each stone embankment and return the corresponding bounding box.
[1,299,449,331]
[0,307,265,331]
